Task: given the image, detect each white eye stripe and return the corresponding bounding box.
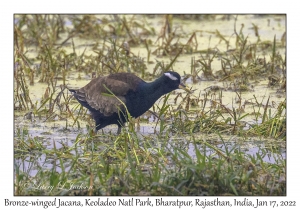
[164,72,178,81]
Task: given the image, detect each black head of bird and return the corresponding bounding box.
[68,71,190,134]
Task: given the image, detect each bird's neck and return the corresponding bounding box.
[143,77,166,102]
[126,77,167,117]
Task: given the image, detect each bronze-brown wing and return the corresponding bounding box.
[75,73,144,116]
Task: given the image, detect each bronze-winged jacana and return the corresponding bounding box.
[68,71,190,134]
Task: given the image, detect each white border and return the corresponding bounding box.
[2,0,299,209]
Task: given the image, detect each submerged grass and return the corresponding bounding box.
[14,14,286,196]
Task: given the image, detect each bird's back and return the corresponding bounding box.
[70,72,145,117]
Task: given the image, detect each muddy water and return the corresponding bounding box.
[14,15,286,174]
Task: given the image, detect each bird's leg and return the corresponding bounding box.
[117,126,121,134]
[94,123,100,134]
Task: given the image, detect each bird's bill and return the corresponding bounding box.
[179,83,192,93]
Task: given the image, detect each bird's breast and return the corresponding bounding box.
[125,87,163,118]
